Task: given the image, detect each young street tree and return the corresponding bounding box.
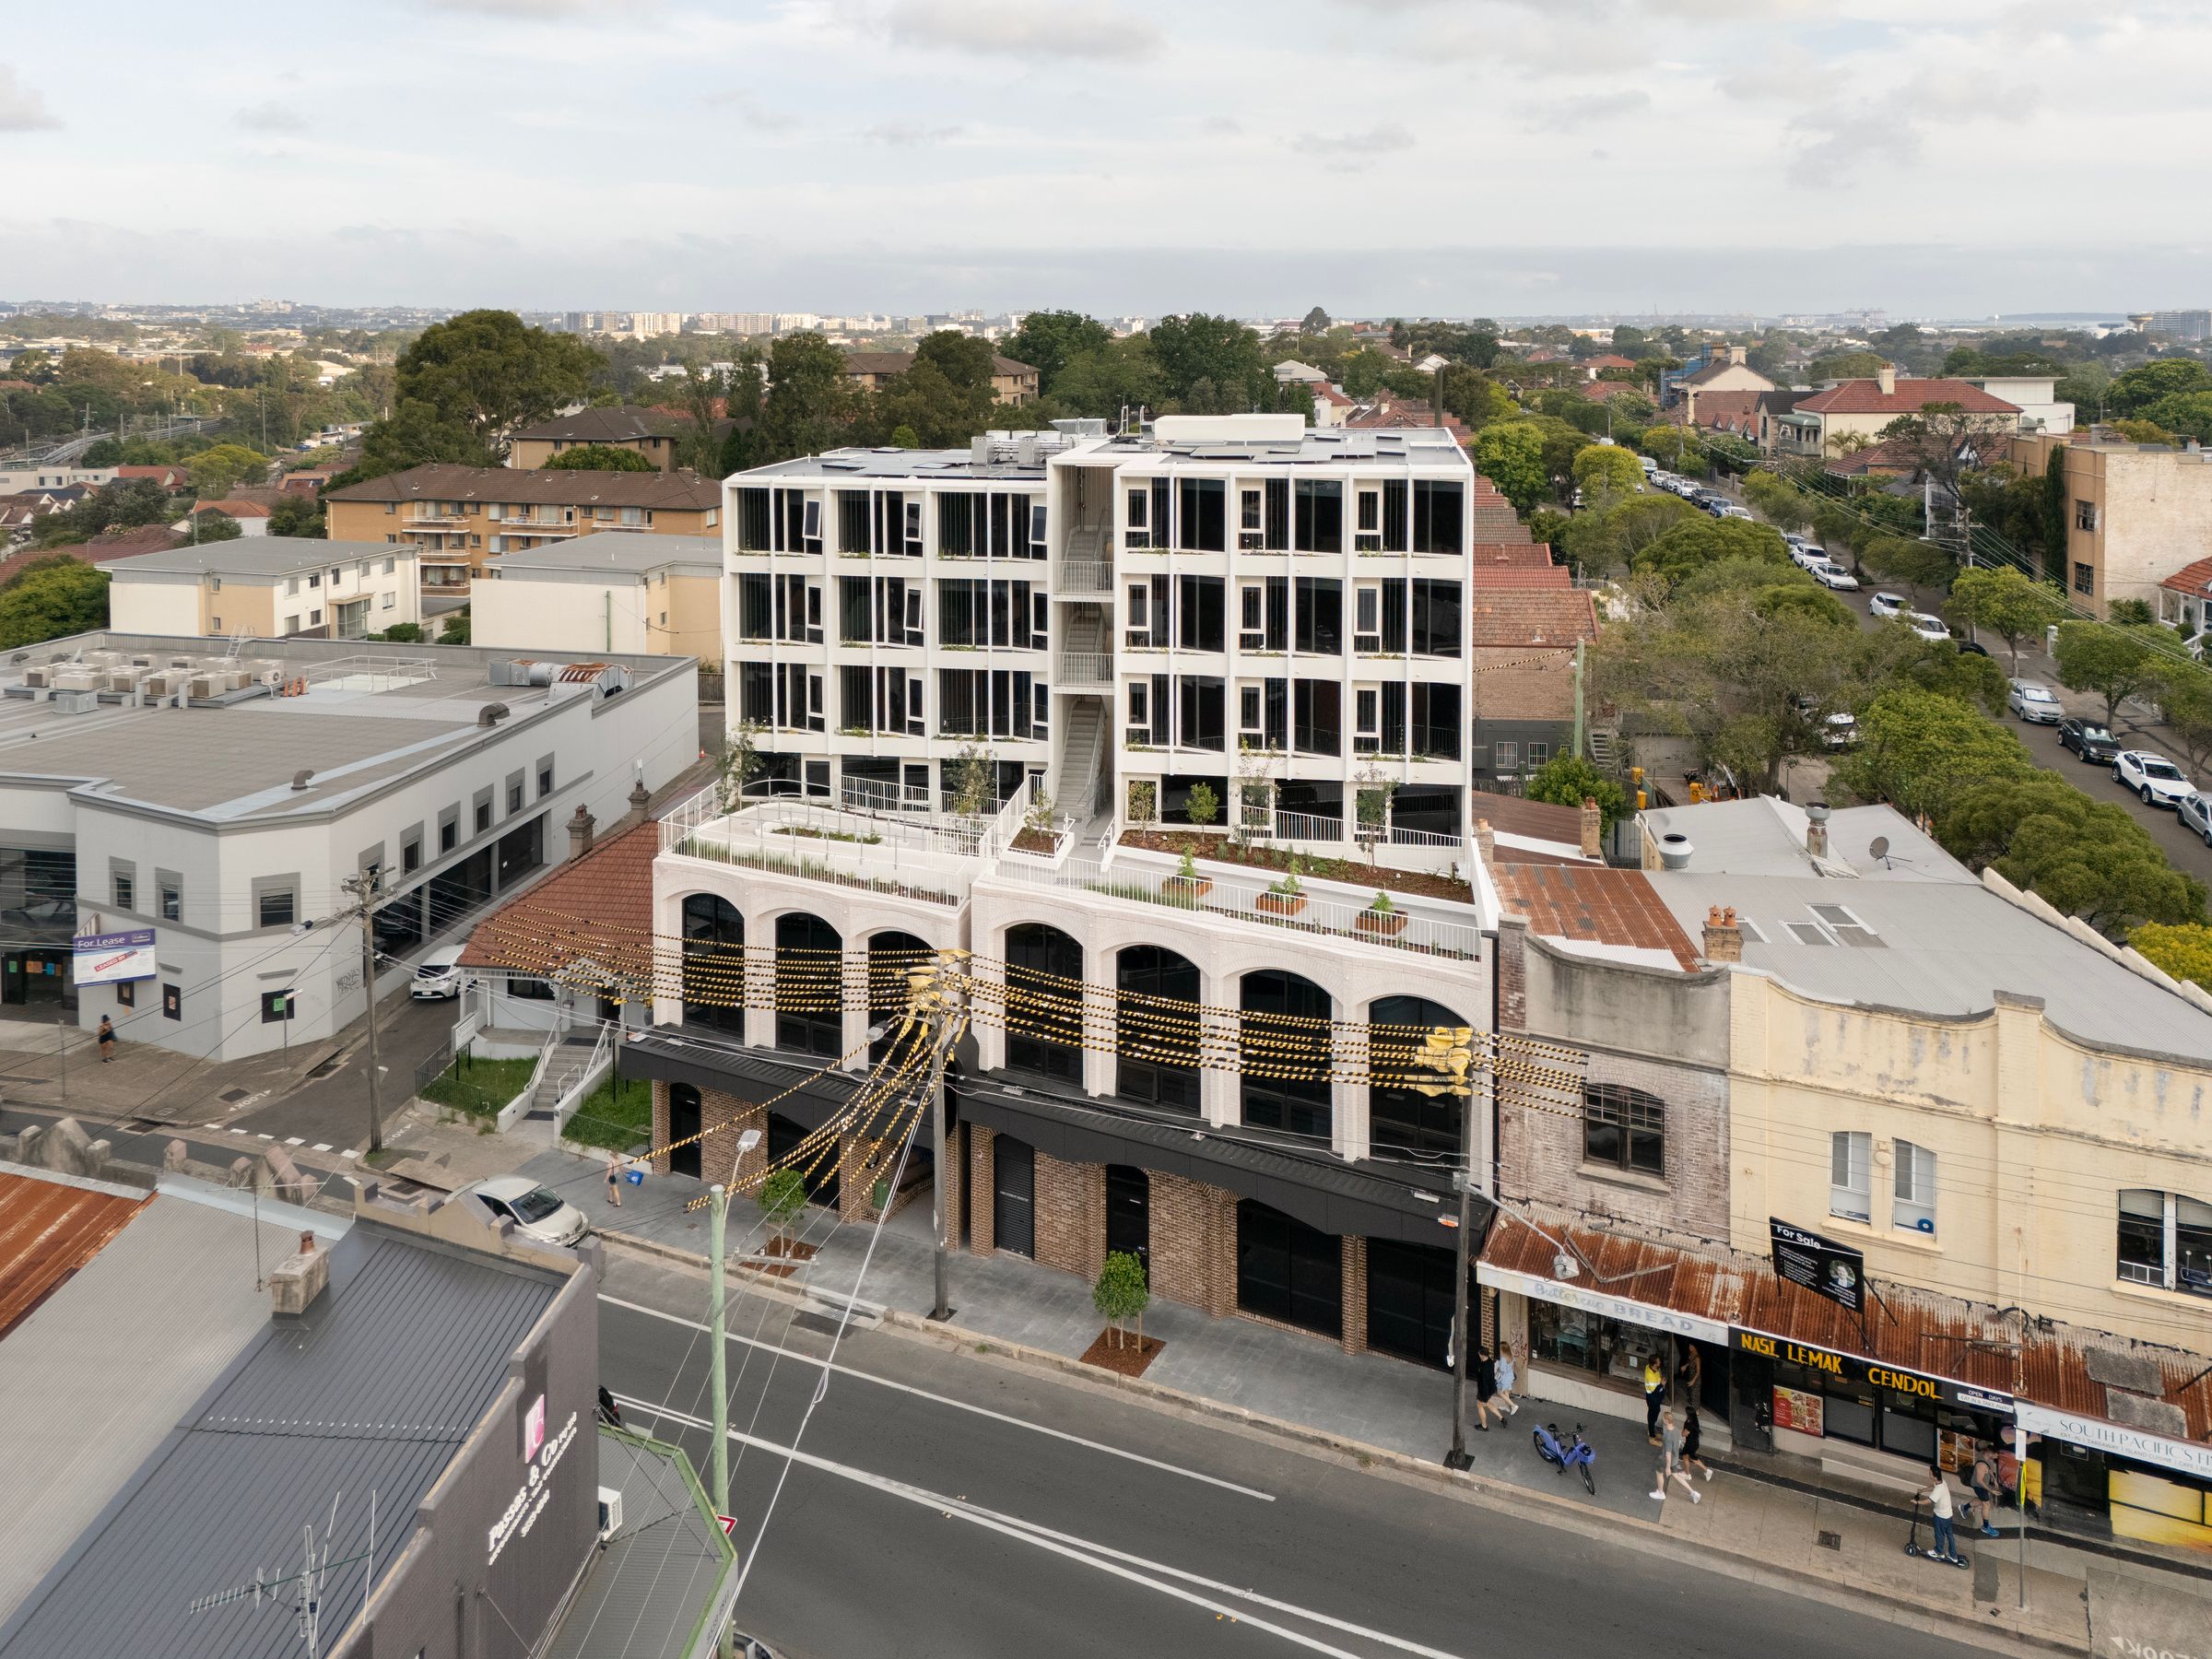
[1946,566,2068,671]
[757,1169,808,1253]
[1092,1250,1150,1349]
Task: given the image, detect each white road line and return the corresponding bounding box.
[619,1394,1455,1659]
[202,1123,223,1130]
[312,1143,333,1153]
[229,1126,248,1135]
[285,1137,305,1147]
[255,1133,274,1141]
[599,1292,1273,1502]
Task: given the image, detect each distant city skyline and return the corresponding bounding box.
[2,1,2207,317]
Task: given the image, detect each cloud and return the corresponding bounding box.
[1788,70,2039,187]
[236,100,307,134]
[703,88,787,131]
[1546,88,1652,122]
[885,0,1159,60]
[864,121,965,146]
[1291,122,1415,171]
[417,0,648,14]
[0,65,60,132]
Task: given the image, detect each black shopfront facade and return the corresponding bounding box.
[1727,1326,2016,1474]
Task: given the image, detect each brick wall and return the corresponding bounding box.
[967,1125,995,1255]
[1148,1171,1225,1313]
[1470,645,1574,721]
[1341,1236,1368,1357]
[649,1078,769,1190]
[1034,1150,1104,1281]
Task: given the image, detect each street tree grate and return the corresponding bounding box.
[1817,1531,1842,1551]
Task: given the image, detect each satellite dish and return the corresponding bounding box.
[1869,836,1890,863]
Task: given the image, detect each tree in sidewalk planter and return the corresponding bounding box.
[1741,470,1811,533]
[1092,1249,1150,1350]
[1185,781,1219,826]
[2053,620,2165,726]
[2130,922,2212,989]
[1829,688,2035,823]
[757,1168,808,1253]
[538,443,656,472]
[1939,774,2206,936]
[1571,442,1644,510]
[1353,765,1393,859]
[1945,566,2067,671]
[1524,753,1630,830]
[1471,420,1547,515]
[1126,778,1158,826]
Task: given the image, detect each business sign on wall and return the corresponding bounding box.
[2015,1402,2212,1482]
[488,1396,580,1568]
[1478,1262,1731,1345]
[73,928,156,986]
[1769,1218,1865,1314]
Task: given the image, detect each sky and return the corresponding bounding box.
[1,0,2206,319]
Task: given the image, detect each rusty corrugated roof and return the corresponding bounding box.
[1483,1208,2212,1443]
[0,1171,149,1341]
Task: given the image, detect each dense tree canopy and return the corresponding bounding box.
[0,559,109,648]
[1470,422,1547,514]
[393,310,600,455]
[1004,310,1113,397]
[539,443,656,472]
[1939,774,2205,933]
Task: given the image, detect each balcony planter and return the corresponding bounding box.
[1256,891,1307,917]
[1355,911,1408,936]
[1162,876,1212,903]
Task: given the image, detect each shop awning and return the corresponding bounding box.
[1480,1206,2212,1477]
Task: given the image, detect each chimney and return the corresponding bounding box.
[1474,818,1495,863]
[629,776,651,818]
[1579,796,1603,861]
[1876,363,1897,396]
[1806,800,1830,861]
[1701,905,1743,965]
[568,803,596,860]
[1726,345,1747,366]
[268,1230,328,1319]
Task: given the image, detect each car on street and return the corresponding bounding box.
[1868,591,1907,619]
[1906,611,1950,643]
[2058,717,2121,764]
[2181,791,2212,846]
[410,944,467,1000]
[1953,635,1991,657]
[1809,559,1860,591]
[2116,750,2196,807]
[1823,711,1859,748]
[2006,679,2064,724]
[457,1176,593,1246]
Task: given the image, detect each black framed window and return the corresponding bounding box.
[1176,676,1224,751]
[1005,924,1084,1083]
[682,893,746,1035]
[257,888,296,929]
[1176,574,1225,651]
[1116,945,1200,1112]
[261,989,294,1024]
[1368,994,1467,1163]
[1236,1199,1342,1337]
[1410,580,1462,656]
[1411,480,1463,553]
[868,931,930,1063]
[1410,683,1460,759]
[1293,479,1343,553]
[1292,678,1340,757]
[1241,970,1333,1139]
[1382,478,1408,548]
[1177,477,1226,550]
[775,912,844,1056]
[1583,1083,1665,1176]
[1294,579,1341,654]
[734,488,771,550]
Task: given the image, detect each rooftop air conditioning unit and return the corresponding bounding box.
[596,1487,623,1541]
[104,670,139,693]
[21,666,50,688]
[52,689,98,715]
[52,668,100,692]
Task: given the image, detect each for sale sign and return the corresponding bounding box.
[1769,1218,1865,1313]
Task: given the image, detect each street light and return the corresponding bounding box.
[708,1127,765,1547]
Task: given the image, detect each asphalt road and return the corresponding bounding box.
[598,1254,1991,1659]
[229,989,454,1146]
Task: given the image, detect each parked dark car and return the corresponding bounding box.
[2059,717,2120,764]
[1951,635,1990,657]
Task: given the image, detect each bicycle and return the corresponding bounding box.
[1533,1420,1597,1496]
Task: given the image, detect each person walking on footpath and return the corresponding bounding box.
[1924,1464,1961,1560]
[1642,1352,1666,1443]
[1681,1403,1713,1482]
[605,1152,624,1208]
[1650,1406,1700,1504]
[97,1014,116,1064]
[1491,1342,1520,1420]
[1472,1346,1500,1430]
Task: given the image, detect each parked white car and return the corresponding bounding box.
[1868,591,1907,619]
[410,945,467,1000]
[1809,559,1860,592]
[2115,750,2197,808]
[1906,612,1949,643]
[458,1176,593,1246]
[2006,679,2064,724]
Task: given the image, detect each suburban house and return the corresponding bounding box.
[843,350,1040,406]
[1772,367,2020,459]
[1665,347,1775,420]
[186,499,272,535]
[507,403,725,471]
[2012,429,2212,615]
[1465,586,1598,794]
[324,463,724,600]
[2157,553,2212,647]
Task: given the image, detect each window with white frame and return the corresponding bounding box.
[2119,1189,2212,1294]
[1892,1139,1936,1234]
[1353,584,1382,653]
[1124,582,1151,647]
[1830,1131,1871,1221]
[1125,487,1151,547]
[1239,583,1265,651]
[1239,488,1263,549]
[1125,680,1149,741]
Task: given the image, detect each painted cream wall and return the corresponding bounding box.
[1726,971,2212,1351]
[473,576,650,655]
[650,571,722,662]
[201,580,276,637]
[105,574,203,636]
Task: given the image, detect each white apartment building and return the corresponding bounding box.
[103,538,421,641]
[723,415,1477,846]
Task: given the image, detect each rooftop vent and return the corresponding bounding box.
[291,769,315,791]
[1656,831,1693,871]
[477,702,511,728]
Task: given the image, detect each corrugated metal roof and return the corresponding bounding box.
[1482,1210,2212,1443]
[0,1186,335,1626]
[0,1224,558,1659]
[542,1431,735,1659]
[0,1171,148,1340]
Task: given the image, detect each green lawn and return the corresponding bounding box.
[420,1054,535,1119]
[563,1069,654,1154]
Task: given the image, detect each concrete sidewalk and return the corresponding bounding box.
[528,1145,2204,1655]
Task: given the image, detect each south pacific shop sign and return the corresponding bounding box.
[488,1404,580,1567]
[1732,1328,2016,1418]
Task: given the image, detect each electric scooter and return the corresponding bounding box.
[1532,1421,1598,1496]
[1903,1499,1971,1569]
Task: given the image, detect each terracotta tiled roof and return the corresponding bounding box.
[2159,555,2212,597]
[1465,588,1595,649]
[460,817,661,974]
[327,464,722,511]
[194,499,272,518]
[1795,377,2019,416]
[1470,540,1554,568]
[1468,564,1571,588]
[1490,862,1700,968]
[1468,789,1584,847]
[1583,355,1637,371]
[113,465,186,488]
